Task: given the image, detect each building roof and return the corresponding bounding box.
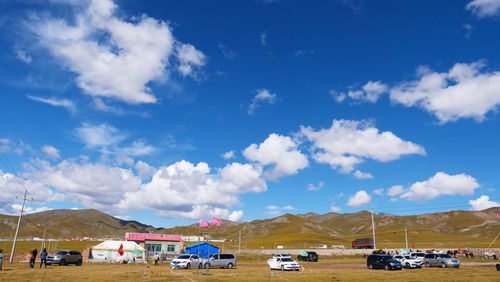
[125,232,182,242]
[185,242,219,249]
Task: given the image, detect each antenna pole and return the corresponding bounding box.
[10,189,27,263]
[405,226,408,250]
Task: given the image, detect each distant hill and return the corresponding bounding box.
[1,208,500,249]
[0,209,156,239]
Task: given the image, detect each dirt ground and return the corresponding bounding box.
[0,258,498,281]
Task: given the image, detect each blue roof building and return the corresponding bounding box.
[185,242,219,258]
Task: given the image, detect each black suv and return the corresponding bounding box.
[367,254,402,270]
[297,251,318,262]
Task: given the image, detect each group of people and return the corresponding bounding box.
[29,248,48,269]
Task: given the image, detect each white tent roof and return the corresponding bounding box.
[92,240,145,251]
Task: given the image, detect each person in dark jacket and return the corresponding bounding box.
[0,249,4,271]
[29,248,38,268]
[39,248,47,269]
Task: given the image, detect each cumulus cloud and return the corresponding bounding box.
[387,185,404,197]
[354,170,374,179]
[400,172,480,201]
[243,133,308,180]
[330,202,341,212]
[31,0,205,104]
[41,145,60,159]
[115,160,265,220]
[466,0,500,17]
[135,160,155,180]
[307,181,324,191]
[347,190,371,207]
[10,204,52,215]
[372,188,384,196]
[122,140,156,156]
[222,150,235,160]
[74,123,126,148]
[300,119,425,175]
[348,81,388,103]
[27,95,76,113]
[228,210,244,222]
[469,195,500,211]
[266,205,295,215]
[329,90,346,103]
[0,169,64,214]
[248,89,278,115]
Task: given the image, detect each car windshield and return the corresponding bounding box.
[282,258,294,262]
[439,254,452,258]
[177,255,191,259]
[381,256,394,261]
[56,251,67,255]
[404,256,414,259]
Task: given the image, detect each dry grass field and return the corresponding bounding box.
[0,256,498,281]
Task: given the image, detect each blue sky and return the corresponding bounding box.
[1,0,500,228]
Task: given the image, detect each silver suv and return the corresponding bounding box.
[423,253,460,268]
[202,253,236,269]
[47,250,83,266]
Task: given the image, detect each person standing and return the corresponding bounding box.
[39,248,47,269]
[0,249,4,271]
[29,248,38,268]
[154,253,159,266]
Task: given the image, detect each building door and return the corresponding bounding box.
[145,243,162,258]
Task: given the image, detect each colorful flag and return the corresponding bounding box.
[497,213,500,218]
[118,243,124,256]
[212,216,221,227]
[200,219,210,228]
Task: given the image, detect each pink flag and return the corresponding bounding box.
[200,219,210,228]
[497,213,500,218]
[212,216,221,227]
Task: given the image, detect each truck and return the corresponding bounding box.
[352,238,374,249]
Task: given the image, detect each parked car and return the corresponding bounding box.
[423,253,460,268]
[171,254,200,269]
[297,251,318,262]
[394,255,422,268]
[47,250,83,266]
[202,253,236,269]
[366,254,402,270]
[268,254,300,271]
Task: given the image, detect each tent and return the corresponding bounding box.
[185,243,219,258]
[90,240,145,263]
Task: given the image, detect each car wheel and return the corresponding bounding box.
[384,265,390,271]
[76,259,82,266]
[281,265,285,271]
[406,263,410,268]
[186,263,190,269]
[425,262,430,267]
[59,260,66,266]
[441,262,447,268]
[227,263,233,269]
[368,264,373,269]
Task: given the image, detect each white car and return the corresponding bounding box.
[170,254,200,269]
[267,255,300,271]
[394,255,422,268]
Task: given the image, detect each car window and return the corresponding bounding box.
[192,255,198,259]
[56,251,68,255]
[439,254,451,258]
[177,255,190,259]
[282,258,293,262]
[404,256,413,259]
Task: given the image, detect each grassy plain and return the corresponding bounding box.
[0,255,498,281]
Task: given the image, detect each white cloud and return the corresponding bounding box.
[24,158,142,211]
[27,95,76,113]
[466,0,500,17]
[31,0,205,104]
[300,119,425,175]
[354,170,374,179]
[260,31,267,46]
[283,205,296,210]
[347,81,388,103]
[330,202,341,212]
[41,145,60,159]
[243,133,308,180]
[122,140,156,156]
[372,188,384,196]
[266,205,295,215]
[400,172,480,201]
[390,61,500,123]
[228,210,244,222]
[469,195,500,211]
[116,160,266,220]
[15,49,32,63]
[10,204,52,215]
[387,185,404,197]
[248,89,278,115]
[74,123,126,148]
[0,169,64,214]
[347,190,371,207]
[218,43,236,60]
[135,160,155,180]
[329,90,346,103]
[222,150,235,160]
[307,181,324,191]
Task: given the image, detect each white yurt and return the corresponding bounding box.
[90,240,145,263]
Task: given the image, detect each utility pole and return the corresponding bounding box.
[10,189,27,263]
[238,230,241,254]
[371,211,376,250]
[41,227,47,250]
[405,226,408,250]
